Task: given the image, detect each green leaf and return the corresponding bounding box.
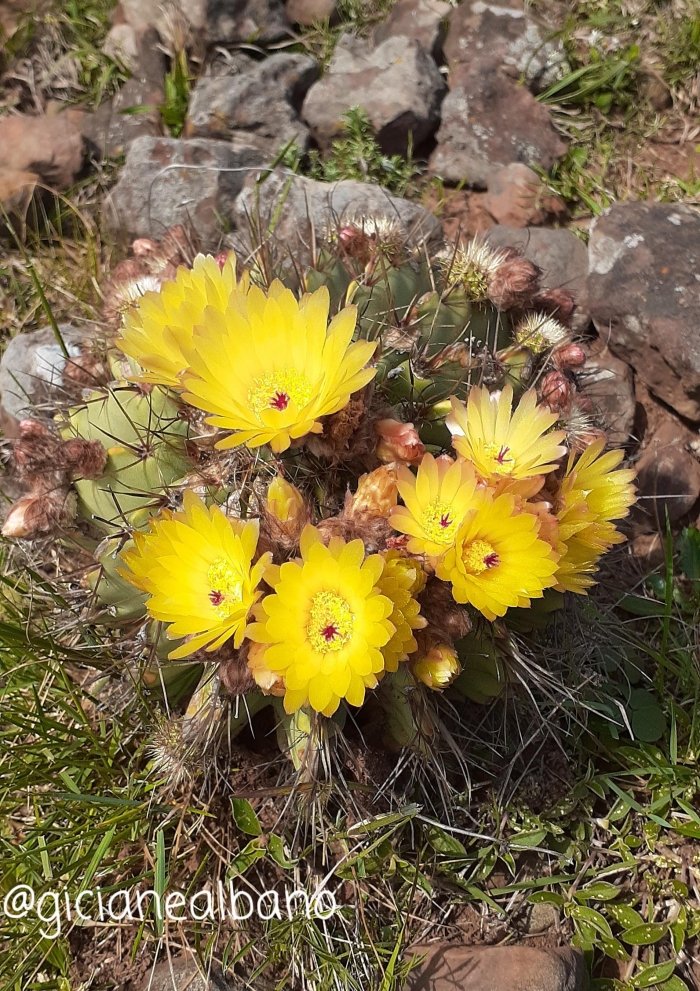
[529,891,565,906]
[660,977,690,991]
[678,526,700,581]
[231,798,261,837]
[509,828,548,849]
[577,881,622,901]
[590,980,627,991]
[608,904,645,929]
[228,838,265,877]
[621,923,669,946]
[631,960,676,987]
[598,936,631,961]
[424,824,467,856]
[569,904,613,936]
[268,834,297,869]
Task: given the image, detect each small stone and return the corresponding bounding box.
[232,170,441,271]
[635,419,700,526]
[578,345,637,446]
[374,0,452,62]
[429,65,567,189]
[286,0,336,25]
[631,532,665,568]
[0,109,85,191]
[115,0,291,48]
[0,325,97,423]
[485,225,589,330]
[302,33,446,155]
[586,201,700,422]
[483,163,566,227]
[0,167,39,221]
[404,944,587,991]
[106,134,270,250]
[444,0,567,92]
[144,958,232,991]
[186,53,318,155]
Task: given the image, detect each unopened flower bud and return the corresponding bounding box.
[2,489,77,538]
[247,642,286,697]
[531,288,576,326]
[351,465,399,518]
[553,343,587,370]
[131,237,159,257]
[215,252,229,271]
[266,475,305,524]
[413,644,461,691]
[61,438,107,479]
[375,419,425,465]
[540,371,572,412]
[488,257,541,310]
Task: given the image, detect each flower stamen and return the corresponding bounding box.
[462,539,500,575]
[307,590,354,654]
[207,559,243,619]
[422,500,460,545]
[248,369,312,420]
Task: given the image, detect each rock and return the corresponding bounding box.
[424,188,495,242]
[0,168,39,221]
[483,163,566,228]
[286,0,336,25]
[578,346,637,446]
[635,419,700,526]
[0,110,85,191]
[485,225,589,330]
[82,27,166,160]
[0,325,95,422]
[586,201,700,422]
[444,0,567,92]
[631,532,665,568]
[429,65,567,189]
[404,944,587,991]
[302,33,446,155]
[374,0,452,62]
[232,170,442,270]
[113,0,291,48]
[186,53,318,155]
[106,135,270,250]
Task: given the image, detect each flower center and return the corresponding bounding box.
[483,441,516,475]
[207,559,243,619]
[248,369,312,421]
[421,500,460,545]
[461,539,500,575]
[307,590,354,654]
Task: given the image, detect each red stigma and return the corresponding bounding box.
[322,624,339,642]
[209,590,225,606]
[496,446,510,464]
[270,391,290,411]
[483,553,500,569]
[439,513,452,528]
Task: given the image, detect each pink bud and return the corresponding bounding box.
[215,252,228,271]
[131,238,158,257]
[375,419,425,464]
[540,371,571,412]
[554,343,587,370]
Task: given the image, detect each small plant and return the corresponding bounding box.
[159,48,191,138]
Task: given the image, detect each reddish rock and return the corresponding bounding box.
[0,167,39,220]
[374,0,452,61]
[577,345,637,446]
[0,110,85,190]
[635,420,700,528]
[429,65,567,189]
[631,532,665,568]
[404,944,586,991]
[483,163,566,227]
[586,201,700,422]
[286,0,336,24]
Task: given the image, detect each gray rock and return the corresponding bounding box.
[578,346,636,446]
[105,135,270,250]
[186,53,318,156]
[232,170,442,269]
[0,109,86,191]
[114,0,291,48]
[302,33,446,155]
[404,944,587,991]
[0,325,94,421]
[82,28,166,160]
[586,201,700,422]
[374,0,452,62]
[144,958,233,991]
[444,0,567,93]
[485,225,589,330]
[483,163,566,227]
[429,64,567,189]
[635,419,700,526]
[286,0,337,25]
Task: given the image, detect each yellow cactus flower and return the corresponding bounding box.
[390,453,480,559]
[414,644,461,690]
[120,491,270,659]
[246,526,395,716]
[554,439,636,593]
[351,464,399,518]
[266,475,305,524]
[448,385,566,483]
[116,253,248,387]
[247,641,286,696]
[436,492,559,620]
[181,282,376,454]
[377,551,427,673]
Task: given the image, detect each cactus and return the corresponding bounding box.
[59,385,193,535]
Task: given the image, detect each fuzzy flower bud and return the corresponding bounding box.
[540,371,572,412]
[413,645,462,691]
[61,438,108,479]
[375,419,425,465]
[531,288,576,326]
[553,343,587,371]
[266,475,306,524]
[488,257,541,310]
[2,489,77,538]
[351,465,399,518]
